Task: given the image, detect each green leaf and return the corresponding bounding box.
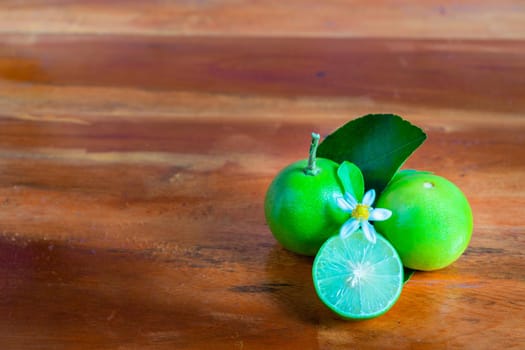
[318,114,427,193]
[403,267,415,284]
[336,161,364,201]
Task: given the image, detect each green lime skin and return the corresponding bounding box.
[388,169,432,185]
[264,158,347,256]
[313,231,404,320]
[375,173,473,271]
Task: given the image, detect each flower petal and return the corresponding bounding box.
[362,221,377,244]
[336,196,354,213]
[340,219,360,239]
[343,192,358,208]
[369,208,392,221]
[362,189,376,206]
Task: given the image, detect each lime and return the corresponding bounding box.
[375,173,473,271]
[388,169,432,185]
[265,134,347,256]
[312,230,404,319]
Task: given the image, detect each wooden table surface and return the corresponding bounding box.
[1,1,524,349]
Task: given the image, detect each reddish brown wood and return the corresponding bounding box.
[0,1,524,349]
[1,36,525,113]
[0,0,524,38]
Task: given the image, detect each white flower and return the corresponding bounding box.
[336,189,392,243]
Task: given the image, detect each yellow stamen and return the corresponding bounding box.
[352,204,370,220]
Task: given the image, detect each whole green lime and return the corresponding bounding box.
[264,133,348,256]
[375,173,473,271]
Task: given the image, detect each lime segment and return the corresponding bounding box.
[312,230,403,319]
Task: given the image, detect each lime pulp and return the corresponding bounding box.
[312,230,404,319]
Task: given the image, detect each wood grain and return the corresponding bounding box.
[1,35,525,114]
[0,0,524,38]
[0,1,524,349]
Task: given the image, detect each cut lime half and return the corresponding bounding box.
[312,230,404,320]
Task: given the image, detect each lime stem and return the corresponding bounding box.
[305,132,321,176]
